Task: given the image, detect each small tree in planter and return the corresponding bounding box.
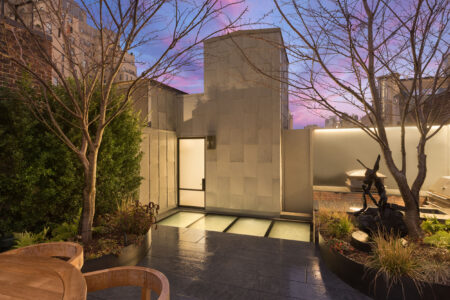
[238,0,449,239]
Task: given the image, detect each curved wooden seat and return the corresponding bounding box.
[83,266,170,300]
[2,242,84,270]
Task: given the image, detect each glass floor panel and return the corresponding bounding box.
[158,212,205,228]
[226,218,272,237]
[268,221,311,242]
[188,215,237,232]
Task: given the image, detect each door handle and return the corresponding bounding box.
[202,178,206,191]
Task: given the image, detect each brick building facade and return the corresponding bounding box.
[0,18,52,89]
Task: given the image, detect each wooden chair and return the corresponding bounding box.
[2,242,84,270]
[83,266,170,300]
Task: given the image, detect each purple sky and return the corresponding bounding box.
[133,0,330,128]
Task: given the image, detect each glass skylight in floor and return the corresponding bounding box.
[268,221,311,242]
[158,212,205,228]
[188,214,237,232]
[226,218,272,237]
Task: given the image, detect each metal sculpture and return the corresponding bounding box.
[353,155,408,236]
[354,155,388,216]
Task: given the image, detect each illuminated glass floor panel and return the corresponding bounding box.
[226,218,272,237]
[158,212,205,228]
[268,221,311,242]
[188,215,237,232]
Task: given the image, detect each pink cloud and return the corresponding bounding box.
[290,104,326,128]
[214,0,247,29]
[164,72,204,94]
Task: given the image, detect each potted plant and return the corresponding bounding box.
[81,200,159,272]
[316,210,450,300]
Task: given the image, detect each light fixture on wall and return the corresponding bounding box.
[206,135,216,149]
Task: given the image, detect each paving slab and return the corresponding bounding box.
[88,226,371,300]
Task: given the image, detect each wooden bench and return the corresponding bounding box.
[83,266,170,300]
[2,242,84,270]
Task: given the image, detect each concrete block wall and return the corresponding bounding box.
[149,85,180,131]
[176,29,288,216]
[119,79,184,129]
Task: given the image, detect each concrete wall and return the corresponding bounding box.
[176,29,287,216]
[119,79,182,128]
[139,128,177,213]
[283,129,313,214]
[313,125,450,189]
[149,85,179,131]
[128,81,150,125]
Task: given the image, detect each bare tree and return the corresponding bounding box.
[236,0,448,239]
[1,0,247,242]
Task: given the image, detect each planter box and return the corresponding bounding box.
[318,233,449,300]
[81,229,152,273]
[0,236,15,252]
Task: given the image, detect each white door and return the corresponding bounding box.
[178,138,205,207]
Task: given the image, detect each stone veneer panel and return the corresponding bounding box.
[174,29,287,215]
[141,128,177,213]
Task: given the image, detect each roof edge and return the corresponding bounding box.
[204,27,289,64]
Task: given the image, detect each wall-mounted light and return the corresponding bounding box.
[206,135,216,149]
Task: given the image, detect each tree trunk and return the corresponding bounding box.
[382,149,423,240]
[80,150,99,243]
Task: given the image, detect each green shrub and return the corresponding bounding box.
[0,87,82,234]
[13,227,49,248]
[317,210,333,227]
[51,222,78,242]
[327,214,354,239]
[51,208,81,241]
[421,218,450,235]
[423,231,450,249]
[0,85,142,234]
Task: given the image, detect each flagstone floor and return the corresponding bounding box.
[88,225,370,300]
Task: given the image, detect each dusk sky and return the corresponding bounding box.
[132,0,333,129]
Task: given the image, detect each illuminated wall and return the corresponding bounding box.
[313,125,450,189]
[176,29,288,215]
[139,128,178,213]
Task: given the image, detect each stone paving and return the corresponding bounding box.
[88,225,371,300]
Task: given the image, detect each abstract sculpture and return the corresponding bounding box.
[354,155,408,236]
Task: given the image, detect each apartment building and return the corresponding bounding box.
[372,74,449,126]
[324,114,359,128]
[2,0,136,84]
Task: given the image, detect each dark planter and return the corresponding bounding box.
[0,236,15,252]
[81,229,152,273]
[318,233,449,300]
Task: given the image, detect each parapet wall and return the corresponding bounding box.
[313,125,450,189]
